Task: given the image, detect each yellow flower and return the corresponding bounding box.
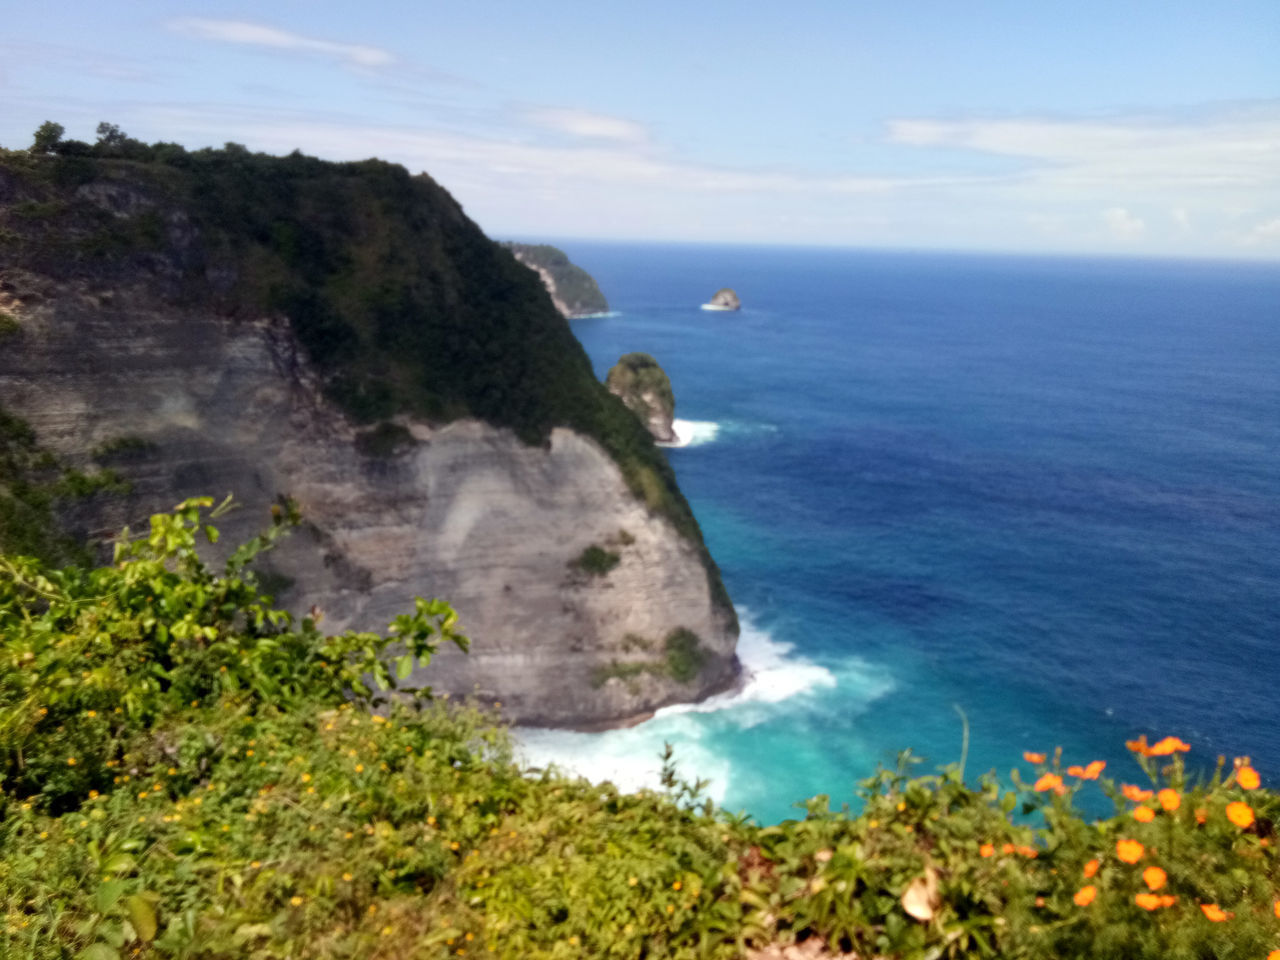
[628,876,639,886]
[67,757,76,766]
[290,896,303,907]
[301,773,311,783]
[672,880,682,891]
[355,764,365,773]
[342,872,353,882]
[86,710,96,718]
[251,861,261,869]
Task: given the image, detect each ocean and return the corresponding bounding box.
[515,243,1280,824]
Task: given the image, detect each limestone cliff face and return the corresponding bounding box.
[0,145,738,728]
[606,353,677,444]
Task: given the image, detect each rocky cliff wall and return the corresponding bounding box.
[0,145,738,728]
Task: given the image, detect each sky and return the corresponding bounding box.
[2,1,1278,258]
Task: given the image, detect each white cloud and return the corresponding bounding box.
[170,19,394,69]
[887,108,1280,190]
[524,107,648,144]
[1171,207,1191,231]
[1103,207,1146,238]
[1245,217,1280,244]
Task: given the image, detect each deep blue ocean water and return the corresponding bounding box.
[516,244,1280,824]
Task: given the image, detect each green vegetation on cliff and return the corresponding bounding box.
[502,242,609,317]
[3,502,1279,959]
[0,127,731,623]
[0,403,126,566]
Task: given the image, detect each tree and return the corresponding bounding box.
[30,121,64,155]
[95,122,127,146]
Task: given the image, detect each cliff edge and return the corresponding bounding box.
[502,242,609,318]
[0,136,738,728]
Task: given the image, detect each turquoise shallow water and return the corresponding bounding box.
[516,244,1280,824]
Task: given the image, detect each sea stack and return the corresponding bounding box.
[701,287,741,311]
[605,353,677,443]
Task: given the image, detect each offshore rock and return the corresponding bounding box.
[605,353,676,444]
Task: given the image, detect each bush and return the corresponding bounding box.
[570,544,620,577]
[664,628,706,683]
[1,504,1279,959]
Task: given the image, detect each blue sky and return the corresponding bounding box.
[3,1,1278,257]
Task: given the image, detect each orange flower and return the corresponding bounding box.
[1116,839,1144,863]
[1225,801,1255,829]
[1268,952,1280,960]
[1274,899,1280,919]
[1133,806,1156,823]
[1194,808,1207,824]
[1121,784,1154,803]
[1148,736,1191,756]
[1017,845,1039,859]
[1237,766,1260,790]
[1134,893,1162,911]
[979,843,995,858]
[1074,885,1097,906]
[1157,789,1181,812]
[1023,751,1046,764]
[1034,773,1063,792]
[1001,843,1015,854]
[1083,859,1100,878]
[1199,903,1231,922]
[1126,736,1151,756]
[1142,866,1167,891]
[1067,760,1106,780]
[1159,895,1176,908]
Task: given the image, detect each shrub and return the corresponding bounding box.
[355,421,417,458]
[1,506,1279,959]
[664,628,706,683]
[570,544,620,577]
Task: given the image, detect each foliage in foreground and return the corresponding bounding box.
[2,503,1279,959]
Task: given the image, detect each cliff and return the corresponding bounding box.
[0,138,738,728]
[502,242,609,318]
[606,353,677,443]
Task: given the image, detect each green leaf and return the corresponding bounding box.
[96,879,125,913]
[78,945,121,960]
[396,653,414,680]
[102,852,137,874]
[126,894,158,942]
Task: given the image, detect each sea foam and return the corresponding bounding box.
[513,613,839,804]
[661,419,720,448]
